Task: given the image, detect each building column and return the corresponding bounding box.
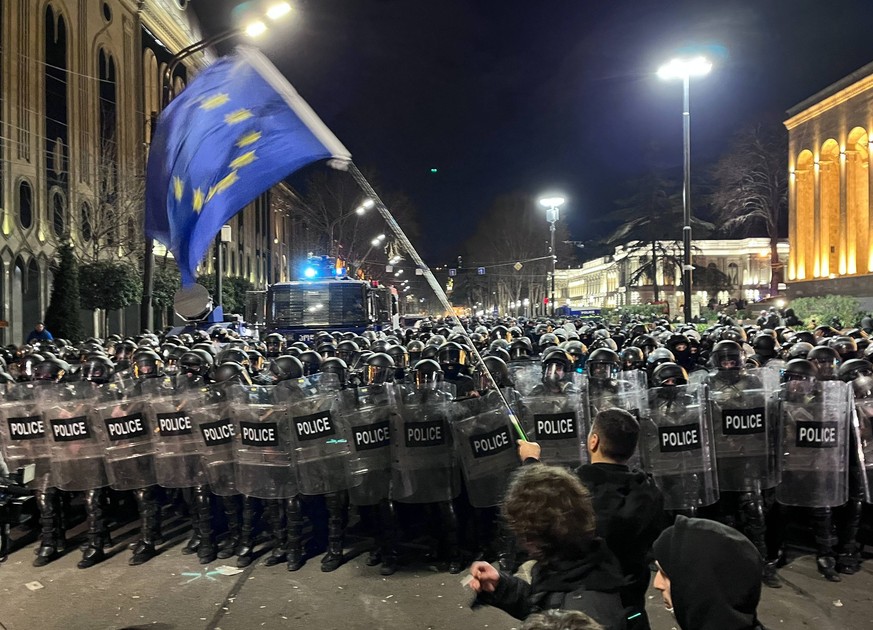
[868,139,873,274]
[839,150,848,275]
[788,168,797,280]
[813,160,822,277]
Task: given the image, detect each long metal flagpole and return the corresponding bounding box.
[346,163,527,441]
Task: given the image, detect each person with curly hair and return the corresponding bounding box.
[468,464,626,629]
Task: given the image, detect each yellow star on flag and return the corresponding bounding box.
[236,131,262,148]
[230,151,257,169]
[200,93,230,110]
[192,188,205,214]
[206,171,240,203]
[173,176,184,202]
[224,109,253,125]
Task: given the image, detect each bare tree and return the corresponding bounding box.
[711,121,788,296]
[78,135,146,263]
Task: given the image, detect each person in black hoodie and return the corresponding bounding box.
[518,408,664,630]
[576,409,665,630]
[653,515,766,630]
[468,464,626,629]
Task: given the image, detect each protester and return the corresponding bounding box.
[653,515,766,630]
[517,408,664,630]
[25,322,53,344]
[468,464,627,629]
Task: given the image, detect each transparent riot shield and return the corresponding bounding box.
[0,383,54,490]
[707,369,779,492]
[191,385,236,496]
[286,375,351,496]
[151,388,207,489]
[641,384,718,510]
[520,389,584,468]
[44,382,109,492]
[92,380,160,491]
[588,370,648,467]
[391,383,461,503]
[337,384,398,506]
[453,392,520,508]
[230,384,296,499]
[508,362,541,395]
[853,399,873,503]
[776,380,850,508]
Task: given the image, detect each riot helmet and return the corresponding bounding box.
[807,345,841,381]
[619,346,645,372]
[212,361,253,386]
[270,355,304,382]
[838,358,873,383]
[509,337,534,361]
[586,348,621,382]
[412,358,444,390]
[541,350,574,387]
[651,362,689,388]
[33,358,68,383]
[298,350,323,377]
[712,340,745,371]
[437,342,468,379]
[80,356,115,384]
[132,349,164,379]
[320,356,349,386]
[363,352,395,385]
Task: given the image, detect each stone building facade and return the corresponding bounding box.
[785,61,873,302]
[556,237,789,317]
[0,0,298,343]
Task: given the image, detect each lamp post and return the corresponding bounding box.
[327,198,374,257]
[657,55,711,323]
[140,1,293,329]
[538,195,565,318]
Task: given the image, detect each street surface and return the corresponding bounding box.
[0,515,871,630]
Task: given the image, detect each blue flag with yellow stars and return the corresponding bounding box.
[145,47,351,285]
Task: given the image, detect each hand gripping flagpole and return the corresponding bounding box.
[345,162,527,441]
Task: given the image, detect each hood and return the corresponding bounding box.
[654,515,762,630]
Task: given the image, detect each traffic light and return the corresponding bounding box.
[543,297,549,305]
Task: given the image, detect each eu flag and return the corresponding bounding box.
[145,47,350,285]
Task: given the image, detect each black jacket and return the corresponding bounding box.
[575,463,665,612]
[476,538,627,629]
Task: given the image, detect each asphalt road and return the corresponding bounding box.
[1,516,871,630]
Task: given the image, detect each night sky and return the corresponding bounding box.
[192,0,873,263]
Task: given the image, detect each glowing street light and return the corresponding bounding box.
[244,20,268,38]
[538,195,566,317]
[266,1,292,21]
[658,55,712,323]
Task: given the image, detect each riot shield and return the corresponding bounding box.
[776,380,850,508]
[708,369,779,492]
[453,393,520,508]
[44,382,109,492]
[391,383,461,503]
[92,380,159,491]
[588,370,647,466]
[151,388,207,489]
[640,384,718,510]
[191,386,236,496]
[511,364,544,397]
[230,384,296,499]
[286,375,352,496]
[337,384,398,506]
[853,399,873,503]
[0,383,54,490]
[520,390,584,468]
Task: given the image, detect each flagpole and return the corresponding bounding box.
[347,163,527,440]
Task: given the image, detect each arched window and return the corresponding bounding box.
[18,180,33,229]
[727,262,739,286]
[80,202,92,241]
[51,190,66,238]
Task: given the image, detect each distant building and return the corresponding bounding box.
[785,61,873,304]
[555,238,788,317]
[0,1,301,343]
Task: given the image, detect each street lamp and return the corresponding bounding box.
[658,55,711,323]
[538,195,565,317]
[141,1,293,327]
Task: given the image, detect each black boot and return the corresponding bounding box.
[130,487,159,566]
[0,523,10,563]
[33,489,62,568]
[321,493,345,572]
[496,515,518,574]
[817,555,841,582]
[813,507,840,582]
[79,489,109,569]
[236,497,256,568]
[217,496,241,560]
[263,500,287,566]
[762,560,781,588]
[286,496,305,571]
[439,500,463,574]
[193,486,216,564]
